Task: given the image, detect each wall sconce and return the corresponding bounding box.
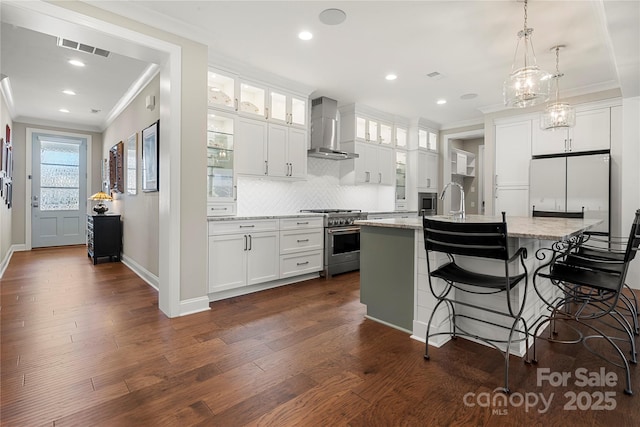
[146,95,155,111]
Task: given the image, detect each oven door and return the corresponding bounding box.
[325,226,360,275]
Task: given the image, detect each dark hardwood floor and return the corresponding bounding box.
[1,246,638,426]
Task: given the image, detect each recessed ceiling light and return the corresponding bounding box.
[319,8,347,25]
[436,99,447,105]
[59,108,70,113]
[68,59,85,67]
[385,74,398,81]
[298,31,313,41]
[460,93,478,100]
[62,89,76,95]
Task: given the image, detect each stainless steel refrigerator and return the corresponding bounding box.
[530,152,610,234]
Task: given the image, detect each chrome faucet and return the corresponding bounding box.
[440,182,466,219]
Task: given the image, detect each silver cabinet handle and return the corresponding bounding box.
[239,225,255,228]
[297,239,309,243]
[297,221,309,225]
[264,160,268,175]
[243,235,248,251]
[365,171,370,182]
[378,172,382,183]
[568,138,572,151]
[248,234,252,251]
[233,185,237,201]
[234,98,239,111]
[427,178,431,187]
[296,261,309,266]
[265,107,269,120]
[210,207,228,211]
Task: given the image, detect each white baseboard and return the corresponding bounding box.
[121,254,159,291]
[208,273,320,302]
[179,296,211,316]
[0,244,27,278]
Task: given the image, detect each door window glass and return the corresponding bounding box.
[40,141,80,210]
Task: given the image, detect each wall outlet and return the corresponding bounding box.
[470,186,475,193]
[471,201,475,207]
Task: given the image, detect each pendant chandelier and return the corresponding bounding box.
[540,45,575,130]
[503,0,551,108]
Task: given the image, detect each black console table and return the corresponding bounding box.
[87,214,121,265]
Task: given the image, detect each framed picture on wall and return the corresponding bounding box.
[126,132,137,195]
[141,120,159,192]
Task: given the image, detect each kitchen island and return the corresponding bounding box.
[356,215,601,355]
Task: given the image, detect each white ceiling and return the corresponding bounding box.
[1,1,639,131]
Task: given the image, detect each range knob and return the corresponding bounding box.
[328,218,336,226]
[338,218,345,225]
[346,218,353,225]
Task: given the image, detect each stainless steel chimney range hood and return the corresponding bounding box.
[308,97,358,160]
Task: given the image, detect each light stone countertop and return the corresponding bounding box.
[207,213,326,221]
[355,214,603,241]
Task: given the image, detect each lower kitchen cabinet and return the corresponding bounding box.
[208,219,279,293]
[279,217,323,278]
[208,216,324,296]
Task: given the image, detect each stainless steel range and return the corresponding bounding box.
[300,209,368,277]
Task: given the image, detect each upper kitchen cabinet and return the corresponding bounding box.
[418,129,438,151]
[340,141,394,185]
[532,105,614,156]
[494,118,532,216]
[207,110,237,216]
[269,90,307,128]
[408,118,439,151]
[416,150,438,191]
[208,69,238,112]
[451,148,475,177]
[235,118,307,180]
[394,123,408,148]
[395,150,408,209]
[267,124,307,179]
[339,104,395,145]
[236,118,269,176]
[238,79,268,119]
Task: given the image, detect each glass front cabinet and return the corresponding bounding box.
[207,110,237,216]
[395,150,408,209]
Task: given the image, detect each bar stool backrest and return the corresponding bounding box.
[624,209,640,264]
[423,217,509,261]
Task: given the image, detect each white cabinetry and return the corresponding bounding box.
[395,125,408,148]
[279,217,324,278]
[236,119,307,179]
[451,148,475,177]
[269,89,307,128]
[208,219,279,293]
[494,119,532,216]
[236,118,269,176]
[532,107,611,156]
[339,104,394,145]
[340,141,394,185]
[207,110,237,216]
[416,151,438,191]
[267,125,307,178]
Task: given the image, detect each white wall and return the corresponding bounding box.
[237,158,395,215]
[102,75,160,277]
[0,88,13,272]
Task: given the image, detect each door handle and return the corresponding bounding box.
[248,235,252,251]
[378,172,382,183]
[244,235,248,251]
[264,160,268,175]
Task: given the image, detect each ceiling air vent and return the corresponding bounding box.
[56,37,110,58]
[426,71,444,80]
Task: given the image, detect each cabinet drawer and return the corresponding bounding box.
[280,250,323,278]
[279,217,324,230]
[209,219,279,235]
[207,203,236,217]
[280,229,323,254]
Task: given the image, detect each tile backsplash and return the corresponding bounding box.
[237,158,395,215]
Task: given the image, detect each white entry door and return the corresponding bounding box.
[31,133,87,248]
